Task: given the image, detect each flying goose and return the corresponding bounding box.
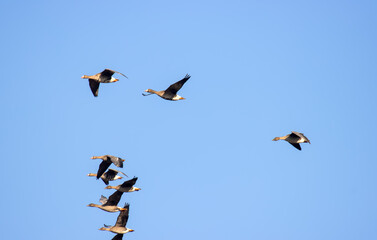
[99,203,134,235]
[81,69,127,97]
[87,190,125,212]
[105,177,141,192]
[87,168,128,185]
[272,131,311,150]
[91,155,125,179]
[143,74,190,100]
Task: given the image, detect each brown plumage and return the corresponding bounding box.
[81,69,127,97]
[87,168,127,185]
[272,131,311,150]
[91,155,126,180]
[143,74,190,100]
[105,177,141,193]
[87,190,125,212]
[98,203,134,235]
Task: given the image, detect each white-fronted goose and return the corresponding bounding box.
[81,69,128,97]
[99,203,134,235]
[143,74,190,100]
[87,168,128,185]
[91,155,125,179]
[87,190,125,212]
[272,131,311,150]
[105,177,140,192]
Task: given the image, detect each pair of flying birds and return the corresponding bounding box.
[87,155,140,239]
[82,69,190,100]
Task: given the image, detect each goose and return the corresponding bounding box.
[143,74,190,100]
[91,155,125,179]
[272,131,311,150]
[87,190,125,212]
[99,203,134,236]
[81,69,128,97]
[87,168,128,185]
[105,177,141,192]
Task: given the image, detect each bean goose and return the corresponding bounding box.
[272,131,311,150]
[87,190,125,212]
[81,69,127,97]
[99,203,134,235]
[87,168,128,185]
[143,74,190,100]
[91,155,125,179]
[105,177,141,192]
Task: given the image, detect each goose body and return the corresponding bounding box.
[99,203,134,235]
[87,190,125,212]
[91,155,126,179]
[272,131,310,150]
[105,177,141,193]
[81,69,127,97]
[87,168,127,185]
[143,74,190,100]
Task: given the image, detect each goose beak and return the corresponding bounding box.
[129,229,134,232]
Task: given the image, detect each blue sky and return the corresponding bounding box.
[1,0,377,239]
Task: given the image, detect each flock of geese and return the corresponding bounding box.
[87,155,140,240]
[82,68,311,239]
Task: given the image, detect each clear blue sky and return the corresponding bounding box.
[1,0,377,239]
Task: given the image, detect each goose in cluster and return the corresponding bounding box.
[143,74,190,100]
[272,131,311,150]
[87,190,125,212]
[105,177,141,192]
[87,168,128,185]
[82,69,128,97]
[92,155,125,179]
[99,203,134,237]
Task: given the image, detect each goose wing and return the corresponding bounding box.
[115,203,130,227]
[106,68,128,79]
[97,160,112,179]
[99,69,116,82]
[108,155,124,168]
[101,69,128,80]
[106,168,128,178]
[289,142,302,150]
[112,234,123,240]
[164,74,190,95]
[89,79,100,97]
[119,177,138,188]
[291,131,310,143]
[99,195,108,205]
[104,169,118,181]
[103,190,124,206]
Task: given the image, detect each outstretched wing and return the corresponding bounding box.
[115,203,130,227]
[164,74,190,95]
[108,155,124,168]
[89,79,100,97]
[106,168,128,178]
[112,234,124,240]
[99,69,116,81]
[103,190,124,206]
[292,131,310,144]
[120,177,138,188]
[289,142,302,150]
[99,195,108,205]
[97,160,112,179]
[103,69,128,79]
